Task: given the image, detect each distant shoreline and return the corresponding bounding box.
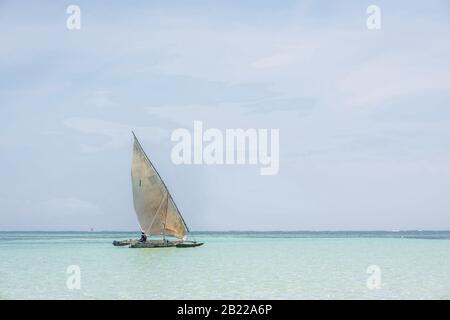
[1,230,450,241]
[1,230,450,233]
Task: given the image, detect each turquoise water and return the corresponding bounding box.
[0,231,449,299]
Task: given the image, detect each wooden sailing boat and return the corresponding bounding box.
[113,132,203,248]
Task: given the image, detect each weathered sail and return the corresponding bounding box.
[131,133,188,239]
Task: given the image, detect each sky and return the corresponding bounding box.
[0,0,450,231]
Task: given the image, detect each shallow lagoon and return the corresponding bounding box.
[0,231,449,299]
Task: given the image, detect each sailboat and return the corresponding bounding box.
[113,132,203,248]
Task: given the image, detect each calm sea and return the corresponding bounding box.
[0,231,449,299]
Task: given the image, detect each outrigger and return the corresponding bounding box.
[113,132,203,249]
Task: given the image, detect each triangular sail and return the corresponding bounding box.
[131,133,188,239]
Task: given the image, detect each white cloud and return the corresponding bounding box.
[251,52,303,70]
[145,100,303,129]
[337,159,450,177]
[87,90,115,108]
[39,197,103,216]
[0,135,10,146]
[63,117,168,152]
[336,56,450,108]
[141,14,450,110]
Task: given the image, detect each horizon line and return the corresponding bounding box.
[1,229,450,233]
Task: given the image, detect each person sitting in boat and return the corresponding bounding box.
[139,232,147,242]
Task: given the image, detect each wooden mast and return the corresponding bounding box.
[163,195,168,241]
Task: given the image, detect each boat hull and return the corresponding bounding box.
[112,239,135,246]
[176,242,204,248]
[130,241,178,248]
[113,239,203,248]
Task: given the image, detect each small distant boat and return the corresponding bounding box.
[113,132,203,249]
